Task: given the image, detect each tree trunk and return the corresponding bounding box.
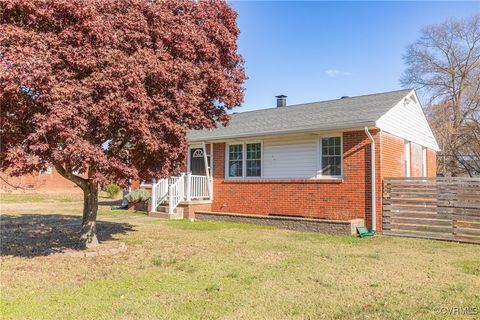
[80,181,99,247]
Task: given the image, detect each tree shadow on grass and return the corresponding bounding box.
[0,214,134,257]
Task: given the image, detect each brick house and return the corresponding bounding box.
[144,89,439,232]
[0,167,80,193]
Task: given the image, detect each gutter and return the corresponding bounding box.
[188,122,377,143]
[364,127,376,232]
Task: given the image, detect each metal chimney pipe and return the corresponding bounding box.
[275,95,287,108]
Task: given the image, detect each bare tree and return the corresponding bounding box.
[402,14,480,176]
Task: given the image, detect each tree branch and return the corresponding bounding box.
[54,162,88,189]
[0,175,30,191]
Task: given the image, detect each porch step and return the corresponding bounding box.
[148,211,171,219]
[148,205,183,220]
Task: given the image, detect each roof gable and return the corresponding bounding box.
[376,90,439,150]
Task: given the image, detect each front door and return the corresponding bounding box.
[189,148,210,175]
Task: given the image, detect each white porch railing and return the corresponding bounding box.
[150,172,212,214]
[168,173,185,214]
[188,174,210,200]
[151,178,169,210]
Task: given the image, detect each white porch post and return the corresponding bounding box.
[202,142,212,200]
[168,184,173,214]
[186,172,191,202]
[210,143,214,200]
[151,182,156,212]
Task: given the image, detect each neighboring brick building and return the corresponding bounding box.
[0,167,81,193]
[141,89,439,232]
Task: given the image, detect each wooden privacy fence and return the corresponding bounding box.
[383,177,480,244]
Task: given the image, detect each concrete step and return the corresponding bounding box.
[148,205,184,220]
[148,211,170,219]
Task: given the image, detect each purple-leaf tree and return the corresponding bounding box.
[0,0,245,246]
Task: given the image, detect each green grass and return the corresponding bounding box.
[97,207,147,220]
[1,193,479,319]
[456,259,480,276]
[166,219,275,231]
[0,193,80,203]
[0,192,114,203]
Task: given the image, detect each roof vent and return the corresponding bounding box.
[340,96,349,99]
[276,95,287,108]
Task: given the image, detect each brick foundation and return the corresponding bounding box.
[179,201,212,220]
[195,211,364,235]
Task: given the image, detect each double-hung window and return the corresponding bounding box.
[228,144,243,177]
[246,143,262,177]
[227,142,262,178]
[319,136,342,177]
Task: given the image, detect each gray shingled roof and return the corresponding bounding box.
[187,89,412,142]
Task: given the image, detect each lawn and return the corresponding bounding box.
[1,194,479,319]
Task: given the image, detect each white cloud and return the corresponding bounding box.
[325,69,351,78]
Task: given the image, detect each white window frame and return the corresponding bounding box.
[316,135,343,179]
[225,141,263,179]
[404,141,411,177]
[422,146,427,177]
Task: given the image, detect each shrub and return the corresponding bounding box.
[125,188,150,203]
[104,183,121,198]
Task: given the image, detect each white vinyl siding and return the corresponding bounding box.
[226,134,342,180]
[262,136,318,179]
[376,92,439,151]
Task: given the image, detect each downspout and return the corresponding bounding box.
[364,127,376,232]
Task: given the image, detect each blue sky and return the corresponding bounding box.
[230,1,480,111]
